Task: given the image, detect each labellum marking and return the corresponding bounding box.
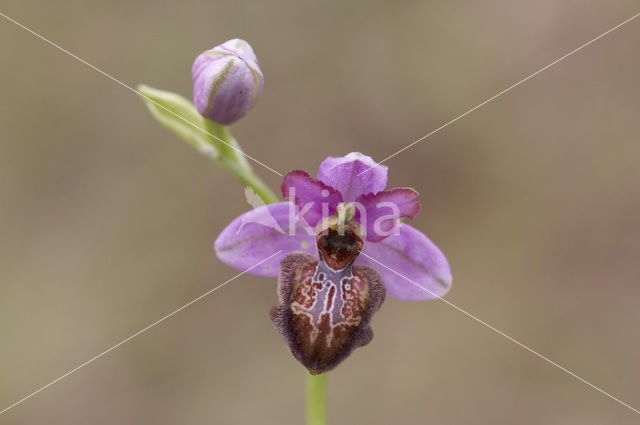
[271,204,385,374]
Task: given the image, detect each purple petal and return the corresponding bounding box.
[281,170,343,228]
[317,152,388,201]
[214,202,316,277]
[217,38,261,71]
[355,188,420,242]
[356,222,452,300]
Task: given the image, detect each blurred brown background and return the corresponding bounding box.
[1,1,639,424]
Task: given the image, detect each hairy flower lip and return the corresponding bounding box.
[214,152,452,300]
[271,250,386,374]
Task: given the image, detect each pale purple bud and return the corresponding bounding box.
[192,39,264,125]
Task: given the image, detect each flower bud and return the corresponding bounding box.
[192,39,264,125]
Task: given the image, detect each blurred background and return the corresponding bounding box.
[1,0,639,424]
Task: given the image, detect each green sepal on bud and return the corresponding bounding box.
[137,84,222,159]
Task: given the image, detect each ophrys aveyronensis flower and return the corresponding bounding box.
[215,152,452,372]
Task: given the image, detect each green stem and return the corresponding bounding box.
[218,155,278,204]
[205,120,279,204]
[216,124,252,172]
[306,373,327,425]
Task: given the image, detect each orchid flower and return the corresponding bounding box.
[215,152,452,372]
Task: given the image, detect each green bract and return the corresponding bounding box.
[137,84,277,204]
